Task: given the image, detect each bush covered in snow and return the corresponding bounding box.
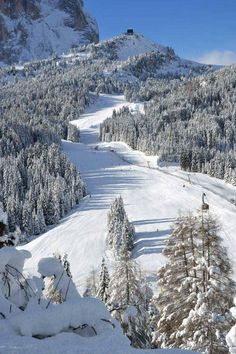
[0,246,120,342]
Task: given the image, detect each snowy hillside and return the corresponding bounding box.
[0,0,99,66]
[71,32,210,78]
[0,30,213,91]
[23,94,236,297]
[82,32,169,61]
[1,12,234,351]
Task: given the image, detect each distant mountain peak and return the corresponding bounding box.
[0,0,99,66]
[53,31,208,82]
[90,31,172,61]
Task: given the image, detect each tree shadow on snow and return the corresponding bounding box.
[133,228,172,257]
[133,217,175,226]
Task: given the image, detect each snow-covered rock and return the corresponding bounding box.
[0,0,99,66]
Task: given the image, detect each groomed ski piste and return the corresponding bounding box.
[23,93,236,296]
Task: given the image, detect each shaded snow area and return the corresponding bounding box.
[0,334,198,354]
[23,94,236,299]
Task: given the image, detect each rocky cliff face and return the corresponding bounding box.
[0,0,99,65]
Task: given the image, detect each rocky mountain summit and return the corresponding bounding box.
[0,0,99,65]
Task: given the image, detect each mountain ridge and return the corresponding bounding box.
[0,0,99,66]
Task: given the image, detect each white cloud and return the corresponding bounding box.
[197,50,236,65]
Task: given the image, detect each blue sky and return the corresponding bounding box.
[85,0,236,64]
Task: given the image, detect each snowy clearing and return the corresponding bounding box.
[23,94,236,296]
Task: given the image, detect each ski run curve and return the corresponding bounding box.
[23,94,236,294]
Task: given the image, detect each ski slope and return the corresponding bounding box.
[23,94,236,294]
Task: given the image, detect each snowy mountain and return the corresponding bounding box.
[79,32,170,61]
[0,0,99,66]
[0,31,212,88]
[0,12,235,351]
[73,32,210,78]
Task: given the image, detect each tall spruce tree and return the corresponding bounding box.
[0,206,18,248]
[97,258,110,304]
[109,247,152,348]
[107,196,134,254]
[83,269,99,298]
[152,211,235,353]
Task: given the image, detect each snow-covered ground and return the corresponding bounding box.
[23,94,236,296]
[0,333,199,354]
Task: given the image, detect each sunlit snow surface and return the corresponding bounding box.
[22,94,236,299]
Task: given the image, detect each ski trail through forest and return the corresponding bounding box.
[23,94,236,293]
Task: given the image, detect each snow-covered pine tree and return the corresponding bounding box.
[107,196,134,254]
[0,207,8,247]
[152,212,235,353]
[67,123,80,142]
[107,196,125,249]
[44,276,64,305]
[122,216,135,252]
[83,269,99,298]
[152,214,200,348]
[97,258,110,304]
[178,212,235,354]
[109,246,152,348]
[40,253,78,306]
[37,201,46,233]
[0,206,18,248]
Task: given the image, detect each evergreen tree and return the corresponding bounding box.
[97,258,110,304]
[42,253,77,306]
[152,212,235,353]
[178,213,235,354]
[109,247,152,348]
[152,214,199,348]
[121,216,135,252]
[83,269,98,298]
[0,206,18,248]
[107,196,135,254]
[67,123,80,142]
[44,276,64,305]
